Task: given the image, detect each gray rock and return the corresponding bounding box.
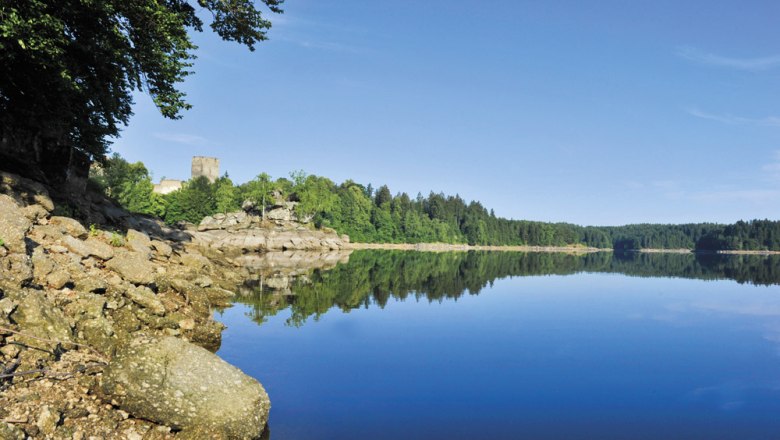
[100,336,270,439]
[84,237,115,260]
[75,275,108,294]
[0,421,25,440]
[126,229,152,257]
[180,252,211,271]
[265,207,293,223]
[0,297,17,319]
[36,405,61,436]
[8,290,72,349]
[0,254,33,289]
[106,252,156,285]
[198,212,251,232]
[31,247,55,283]
[21,204,50,222]
[64,293,106,320]
[50,216,88,238]
[28,224,65,243]
[77,317,115,355]
[46,270,71,289]
[125,285,166,316]
[62,235,114,260]
[0,194,31,253]
[61,235,91,258]
[0,170,54,211]
[151,240,173,258]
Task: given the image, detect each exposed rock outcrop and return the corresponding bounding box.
[0,171,271,439]
[195,208,346,253]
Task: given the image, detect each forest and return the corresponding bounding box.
[91,154,780,251]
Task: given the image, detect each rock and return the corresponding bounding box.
[0,297,17,318]
[0,422,25,440]
[85,237,115,260]
[75,275,108,294]
[193,276,213,288]
[198,212,252,232]
[150,240,173,258]
[21,204,50,222]
[50,216,88,239]
[64,293,106,320]
[8,290,72,349]
[0,170,54,212]
[192,228,345,253]
[180,252,211,271]
[0,343,20,359]
[106,252,156,285]
[49,244,68,253]
[46,270,71,289]
[265,207,293,223]
[0,254,33,289]
[31,248,55,283]
[126,229,152,257]
[99,336,270,439]
[241,199,256,212]
[205,287,235,306]
[29,224,65,243]
[0,194,31,253]
[61,235,95,260]
[36,405,61,436]
[124,285,166,316]
[77,317,115,355]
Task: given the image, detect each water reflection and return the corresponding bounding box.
[234,250,780,327]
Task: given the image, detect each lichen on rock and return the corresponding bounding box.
[100,336,270,439]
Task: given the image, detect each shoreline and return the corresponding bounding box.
[344,242,609,253]
[343,242,780,255]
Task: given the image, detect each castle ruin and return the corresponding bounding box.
[191,156,220,183]
[152,156,220,194]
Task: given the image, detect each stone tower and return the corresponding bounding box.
[191,156,219,183]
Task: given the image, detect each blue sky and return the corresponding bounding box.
[113,0,780,226]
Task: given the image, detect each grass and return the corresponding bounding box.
[109,232,124,247]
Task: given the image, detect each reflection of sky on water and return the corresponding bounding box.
[217,273,780,440]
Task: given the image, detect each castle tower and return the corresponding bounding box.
[191,156,219,183]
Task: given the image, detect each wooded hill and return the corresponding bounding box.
[91,155,780,252]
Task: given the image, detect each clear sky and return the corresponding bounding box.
[113,0,780,226]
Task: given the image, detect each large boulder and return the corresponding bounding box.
[126,229,152,257]
[124,285,166,316]
[49,216,88,239]
[0,194,31,253]
[0,170,54,212]
[62,235,114,260]
[106,251,156,285]
[99,336,270,439]
[0,254,33,289]
[7,290,72,350]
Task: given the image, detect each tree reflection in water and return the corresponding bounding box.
[235,250,780,327]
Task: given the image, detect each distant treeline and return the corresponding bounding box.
[91,154,780,251]
[238,250,780,327]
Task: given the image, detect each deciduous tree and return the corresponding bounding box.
[0,0,283,186]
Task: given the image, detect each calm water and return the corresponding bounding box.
[216,251,780,439]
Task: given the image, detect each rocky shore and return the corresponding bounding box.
[0,172,290,439]
[193,209,348,254]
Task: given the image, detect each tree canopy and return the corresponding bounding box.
[0,0,282,184]
[95,154,780,253]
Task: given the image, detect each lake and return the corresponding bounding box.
[216,251,780,439]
